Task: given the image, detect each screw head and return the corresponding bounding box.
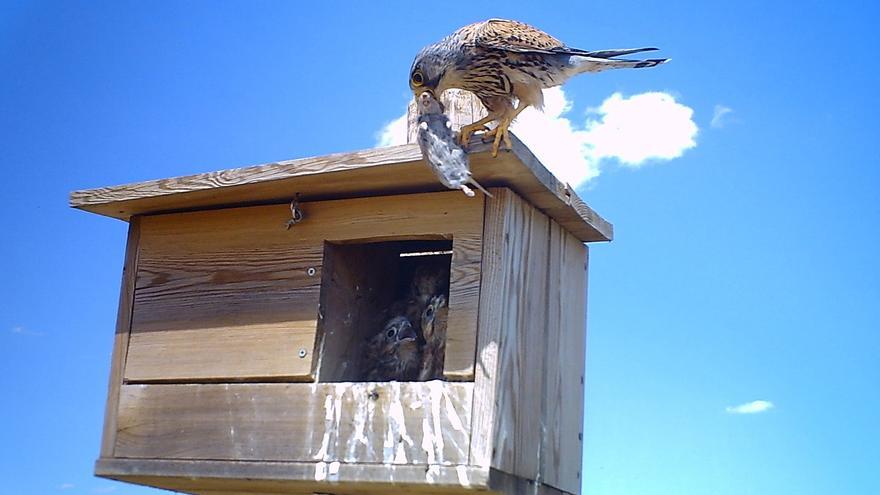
[307,267,317,277]
[298,348,308,358]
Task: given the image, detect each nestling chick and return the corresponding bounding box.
[363,316,422,381]
[416,91,492,198]
[419,294,448,381]
[410,263,450,308]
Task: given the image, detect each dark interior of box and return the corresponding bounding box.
[315,238,452,382]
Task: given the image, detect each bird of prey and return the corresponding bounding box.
[418,294,448,381]
[363,315,422,381]
[416,91,492,197]
[409,19,668,156]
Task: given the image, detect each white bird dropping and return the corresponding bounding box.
[416,92,492,198]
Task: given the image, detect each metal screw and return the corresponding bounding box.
[298,348,308,358]
[307,267,317,277]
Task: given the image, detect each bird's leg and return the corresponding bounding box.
[458,114,496,147]
[483,103,530,157]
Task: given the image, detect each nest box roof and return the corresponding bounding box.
[69,134,612,242]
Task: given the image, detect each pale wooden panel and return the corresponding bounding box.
[69,135,612,242]
[470,188,516,470]
[512,201,550,479]
[126,325,319,382]
[125,191,483,382]
[114,382,473,465]
[96,460,571,495]
[541,222,587,494]
[471,190,583,492]
[445,231,483,379]
[556,235,587,494]
[100,217,141,457]
[542,221,565,489]
[97,458,492,495]
[482,192,551,479]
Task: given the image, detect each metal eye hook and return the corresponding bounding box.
[285,193,304,230]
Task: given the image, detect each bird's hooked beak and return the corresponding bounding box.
[396,321,417,343]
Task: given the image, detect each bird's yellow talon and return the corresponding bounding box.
[459,123,489,146]
[489,119,512,157]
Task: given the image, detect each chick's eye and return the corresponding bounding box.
[386,327,397,338]
[411,71,424,86]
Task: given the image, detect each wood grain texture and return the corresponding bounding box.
[540,222,587,494]
[97,458,492,495]
[511,200,550,479]
[124,191,483,382]
[100,217,141,457]
[407,89,488,143]
[485,192,550,479]
[469,189,587,494]
[114,382,472,466]
[469,188,515,470]
[69,135,612,242]
[96,459,570,495]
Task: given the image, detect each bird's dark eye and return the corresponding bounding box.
[411,71,424,86]
[386,327,397,338]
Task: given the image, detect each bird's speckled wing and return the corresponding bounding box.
[460,19,565,53]
[460,18,661,60]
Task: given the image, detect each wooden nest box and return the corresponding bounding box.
[71,95,612,495]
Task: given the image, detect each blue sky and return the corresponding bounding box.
[2,1,878,494]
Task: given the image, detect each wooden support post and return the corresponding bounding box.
[406,89,487,143]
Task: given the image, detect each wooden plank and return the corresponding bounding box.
[541,221,565,490]
[540,224,587,494]
[96,458,492,495]
[481,192,551,479]
[471,190,579,490]
[488,468,572,495]
[126,205,323,382]
[512,202,550,479]
[445,230,483,379]
[114,382,472,466]
[99,217,140,457]
[124,191,483,382]
[469,188,520,472]
[558,235,587,493]
[69,135,612,242]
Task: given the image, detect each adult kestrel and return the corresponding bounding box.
[409,19,668,156]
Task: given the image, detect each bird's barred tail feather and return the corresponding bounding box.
[581,47,660,58]
[570,49,669,74]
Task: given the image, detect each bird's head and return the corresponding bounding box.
[410,42,455,99]
[382,316,418,347]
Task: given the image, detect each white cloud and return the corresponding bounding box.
[711,104,733,128]
[509,88,599,186]
[578,91,698,168]
[58,484,75,490]
[375,88,698,187]
[726,400,774,414]
[375,113,408,147]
